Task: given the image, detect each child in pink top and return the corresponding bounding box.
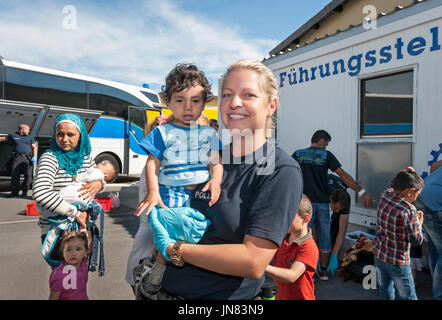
[49,231,91,300]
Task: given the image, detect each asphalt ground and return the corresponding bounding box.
[0,177,435,300]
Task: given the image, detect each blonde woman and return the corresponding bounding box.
[148,59,304,300]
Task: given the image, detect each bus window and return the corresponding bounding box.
[0,65,4,99]
[140,90,159,103]
[4,67,87,108]
[129,106,147,142]
[89,82,148,118]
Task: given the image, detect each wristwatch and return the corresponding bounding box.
[170,241,185,267]
[98,178,106,191]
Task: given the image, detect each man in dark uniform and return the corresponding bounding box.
[292,129,373,280]
[0,124,37,197]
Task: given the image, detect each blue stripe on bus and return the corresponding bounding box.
[89,117,149,156]
[129,133,149,156]
[364,123,412,134]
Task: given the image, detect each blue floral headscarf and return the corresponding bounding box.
[48,113,91,176]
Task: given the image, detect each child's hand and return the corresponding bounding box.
[202,179,221,207]
[134,190,167,216]
[76,211,88,230]
[417,210,424,226]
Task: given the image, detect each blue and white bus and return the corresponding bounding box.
[0,58,165,180]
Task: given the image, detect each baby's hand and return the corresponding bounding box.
[134,190,167,216]
[202,179,221,207]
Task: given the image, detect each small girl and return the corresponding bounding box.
[49,231,91,300]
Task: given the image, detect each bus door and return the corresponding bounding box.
[128,106,150,175]
[0,100,47,175]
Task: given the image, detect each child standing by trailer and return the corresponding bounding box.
[134,63,223,295]
[265,195,319,300]
[373,168,424,300]
[327,188,351,275]
[49,231,91,300]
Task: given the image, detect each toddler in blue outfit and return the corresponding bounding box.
[135,63,223,295]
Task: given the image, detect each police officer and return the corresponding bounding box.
[0,124,37,197]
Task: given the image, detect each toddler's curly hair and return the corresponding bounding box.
[160,63,213,104]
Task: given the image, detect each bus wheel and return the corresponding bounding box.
[94,153,120,183]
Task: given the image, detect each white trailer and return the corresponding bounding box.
[264,0,442,230]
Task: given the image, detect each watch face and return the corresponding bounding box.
[171,258,184,267]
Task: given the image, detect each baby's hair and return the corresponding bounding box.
[392,168,424,192]
[160,63,214,104]
[297,194,312,218]
[330,189,351,214]
[60,230,92,258]
[97,160,117,181]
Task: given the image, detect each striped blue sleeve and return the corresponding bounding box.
[140,127,166,160]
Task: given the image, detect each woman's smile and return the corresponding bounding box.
[228,113,248,120]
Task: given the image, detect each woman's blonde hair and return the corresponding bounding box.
[221,59,278,131]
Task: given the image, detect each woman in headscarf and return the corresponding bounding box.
[33,113,105,268]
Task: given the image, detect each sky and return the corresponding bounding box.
[0,0,331,93]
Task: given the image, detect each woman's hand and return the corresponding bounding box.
[148,207,174,260]
[202,179,221,206]
[134,190,167,216]
[326,253,339,275]
[78,180,103,202]
[147,207,212,260]
[153,207,211,243]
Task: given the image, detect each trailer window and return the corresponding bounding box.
[356,142,412,206]
[360,70,413,137]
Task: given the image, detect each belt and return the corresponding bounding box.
[15,153,29,157]
[156,289,262,300]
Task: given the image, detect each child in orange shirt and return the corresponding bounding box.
[265,194,319,300]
